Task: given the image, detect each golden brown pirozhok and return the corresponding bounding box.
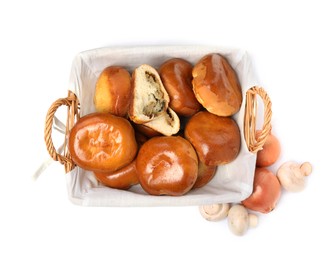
[136,136,198,196]
[192,53,242,117]
[68,113,137,173]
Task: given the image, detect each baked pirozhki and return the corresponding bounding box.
[129,64,170,123]
[133,123,162,138]
[193,161,217,189]
[184,111,241,166]
[93,160,139,190]
[128,64,180,136]
[94,66,132,117]
[136,136,198,196]
[143,107,180,136]
[68,113,137,172]
[159,58,201,116]
[192,53,242,117]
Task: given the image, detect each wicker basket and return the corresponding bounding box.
[43,46,272,206]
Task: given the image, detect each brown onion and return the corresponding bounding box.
[242,167,281,214]
[256,131,281,167]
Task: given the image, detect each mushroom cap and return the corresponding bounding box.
[199,203,230,221]
[228,205,257,236]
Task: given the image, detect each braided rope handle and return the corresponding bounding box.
[244,86,272,153]
[44,91,80,173]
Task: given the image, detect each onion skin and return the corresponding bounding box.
[256,131,281,167]
[242,168,281,214]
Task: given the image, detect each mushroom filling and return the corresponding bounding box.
[165,108,174,126]
[142,71,165,118]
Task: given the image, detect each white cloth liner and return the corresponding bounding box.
[47,45,261,206]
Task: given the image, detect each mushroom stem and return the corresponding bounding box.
[249,214,258,228]
[300,162,312,176]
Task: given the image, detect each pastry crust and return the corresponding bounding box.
[185,111,241,166]
[192,53,242,117]
[68,113,137,172]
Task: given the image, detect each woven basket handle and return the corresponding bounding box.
[44,91,80,173]
[244,86,272,153]
[44,87,270,171]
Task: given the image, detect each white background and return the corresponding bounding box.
[1,0,331,259]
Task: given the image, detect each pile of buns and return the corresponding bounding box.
[68,53,243,196]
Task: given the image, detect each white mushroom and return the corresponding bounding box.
[277,161,312,192]
[227,204,258,236]
[199,203,230,221]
